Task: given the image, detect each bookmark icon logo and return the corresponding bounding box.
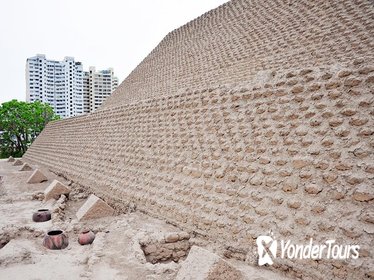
[256,235,277,266]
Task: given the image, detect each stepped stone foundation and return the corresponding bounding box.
[43,180,71,201]
[23,0,374,279]
[12,159,23,166]
[76,194,115,221]
[19,163,33,171]
[26,169,48,184]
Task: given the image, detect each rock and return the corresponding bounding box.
[144,244,157,254]
[353,186,374,202]
[20,163,33,171]
[300,69,313,76]
[13,159,23,166]
[321,73,333,80]
[325,81,340,89]
[26,169,48,184]
[295,217,310,225]
[165,233,179,243]
[291,85,304,94]
[360,210,374,224]
[335,162,351,171]
[31,192,44,201]
[337,70,352,78]
[366,75,374,83]
[178,232,190,240]
[76,194,115,221]
[308,83,321,91]
[304,184,323,194]
[340,108,356,116]
[349,118,368,126]
[365,271,374,279]
[311,205,326,214]
[288,201,302,209]
[346,176,364,185]
[7,156,15,162]
[292,159,309,169]
[358,66,374,75]
[282,178,298,193]
[344,77,361,87]
[176,246,244,280]
[44,179,71,201]
[323,173,338,183]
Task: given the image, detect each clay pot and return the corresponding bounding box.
[78,230,95,245]
[43,230,69,250]
[32,209,51,222]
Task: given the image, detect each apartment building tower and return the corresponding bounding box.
[26,54,84,118]
[83,67,119,113]
[26,54,118,118]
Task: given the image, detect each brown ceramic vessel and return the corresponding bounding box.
[43,230,69,250]
[32,209,51,222]
[78,230,95,245]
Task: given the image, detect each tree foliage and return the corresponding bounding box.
[0,100,60,158]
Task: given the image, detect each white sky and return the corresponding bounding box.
[0,0,228,104]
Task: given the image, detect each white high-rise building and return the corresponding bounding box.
[26,54,84,118]
[83,67,119,113]
[26,54,118,118]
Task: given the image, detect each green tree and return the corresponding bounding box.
[0,100,60,158]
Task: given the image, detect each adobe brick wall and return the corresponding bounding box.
[25,62,374,279]
[103,0,373,108]
[24,0,374,279]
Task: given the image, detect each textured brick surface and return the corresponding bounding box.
[103,0,374,108]
[23,0,374,279]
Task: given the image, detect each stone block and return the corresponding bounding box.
[76,194,114,221]
[44,179,71,201]
[176,246,244,280]
[292,159,310,169]
[7,156,15,162]
[13,159,23,166]
[353,186,374,202]
[165,233,179,243]
[20,163,33,171]
[26,169,48,184]
[304,184,323,195]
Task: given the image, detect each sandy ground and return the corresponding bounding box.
[0,159,292,280]
[0,159,184,280]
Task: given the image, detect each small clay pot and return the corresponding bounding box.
[43,230,69,250]
[32,209,51,222]
[78,230,95,245]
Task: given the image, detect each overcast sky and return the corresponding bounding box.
[0,0,227,104]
